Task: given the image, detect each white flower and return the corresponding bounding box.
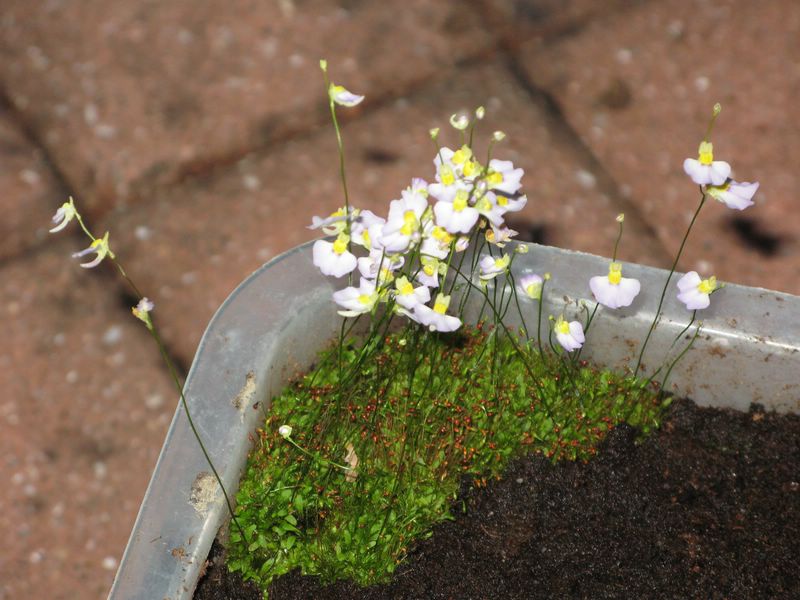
[328,83,364,107]
[313,234,358,278]
[454,235,471,253]
[683,141,731,186]
[413,293,462,332]
[417,256,442,288]
[332,278,379,317]
[433,191,479,234]
[478,254,510,282]
[554,316,585,352]
[485,224,518,247]
[419,232,450,260]
[449,113,469,130]
[589,262,641,309]
[72,232,113,268]
[350,210,385,249]
[393,276,430,310]
[307,207,355,235]
[380,184,429,252]
[706,180,759,211]
[472,193,505,227]
[448,145,482,181]
[357,259,396,287]
[485,159,524,195]
[131,297,154,328]
[50,197,77,233]
[517,273,543,300]
[279,425,293,439]
[676,271,717,310]
[492,192,527,214]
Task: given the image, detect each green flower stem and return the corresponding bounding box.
[634,187,707,376]
[641,310,698,391]
[321,71,353,242]
[284,436,352,472]
[659,323,702,398]
[507,271,530,341]
[449,263,556,422]
[66,209,250,545]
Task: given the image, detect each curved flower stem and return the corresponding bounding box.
[508,271,529,338]
[573,302,599,364]
[449,263,555,422]
[634,187,707,376]
[146,323,249,544]
[640,310,698,391]
[321,72,353,239]
[283,436,352,472]
[67,209,250,545]
[114,262,249,546]
[659,323,702,399]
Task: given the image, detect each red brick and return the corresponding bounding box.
[0,238,176,599]
[101,61,667,364]
[0,1,494,218]
[518,0,800,294]
[480,0,638,46]
[0,106,64,260]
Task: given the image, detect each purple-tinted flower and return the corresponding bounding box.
[707,180,759,211]
[676,271,717,310]
[683,141,730,185]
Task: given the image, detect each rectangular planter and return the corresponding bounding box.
[108,241,800,600]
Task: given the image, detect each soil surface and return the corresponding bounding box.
[195,399,800,600]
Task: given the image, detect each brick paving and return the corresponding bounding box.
[0,1,796,598]
[517,0,800,293]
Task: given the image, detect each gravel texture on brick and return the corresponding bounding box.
[517,0,800,294]
[0,0,492,217]
[0,104,64,260]
[0,239,177,600]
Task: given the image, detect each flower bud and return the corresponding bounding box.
[450,113,469,130]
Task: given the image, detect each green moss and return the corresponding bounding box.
[227,326,666,595]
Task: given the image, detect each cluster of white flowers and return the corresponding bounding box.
[311,107,528,333]
[309,94,759,353]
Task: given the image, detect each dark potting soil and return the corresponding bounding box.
[195,399,800,600]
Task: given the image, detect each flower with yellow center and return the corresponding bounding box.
[332,278,379,317]
[72,232,114,269]
[553,315,585,352]
[518,273,543,300]
[393,276,431,311]
[683,140,731,186]
[131,297,154,330]
[380,184,429,252]
[413,293,462,332]
[706,180,759,211]
[589,262,641,309]
[676,271,718,310]
[433,192,479,234]
[313,233,357,278]
[486,159,524,195]
[308,206,361,235]
[478,253,510,281]
[50,197,78,233]
[328,83,364,107]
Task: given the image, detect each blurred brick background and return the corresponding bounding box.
[0,0,796,597]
